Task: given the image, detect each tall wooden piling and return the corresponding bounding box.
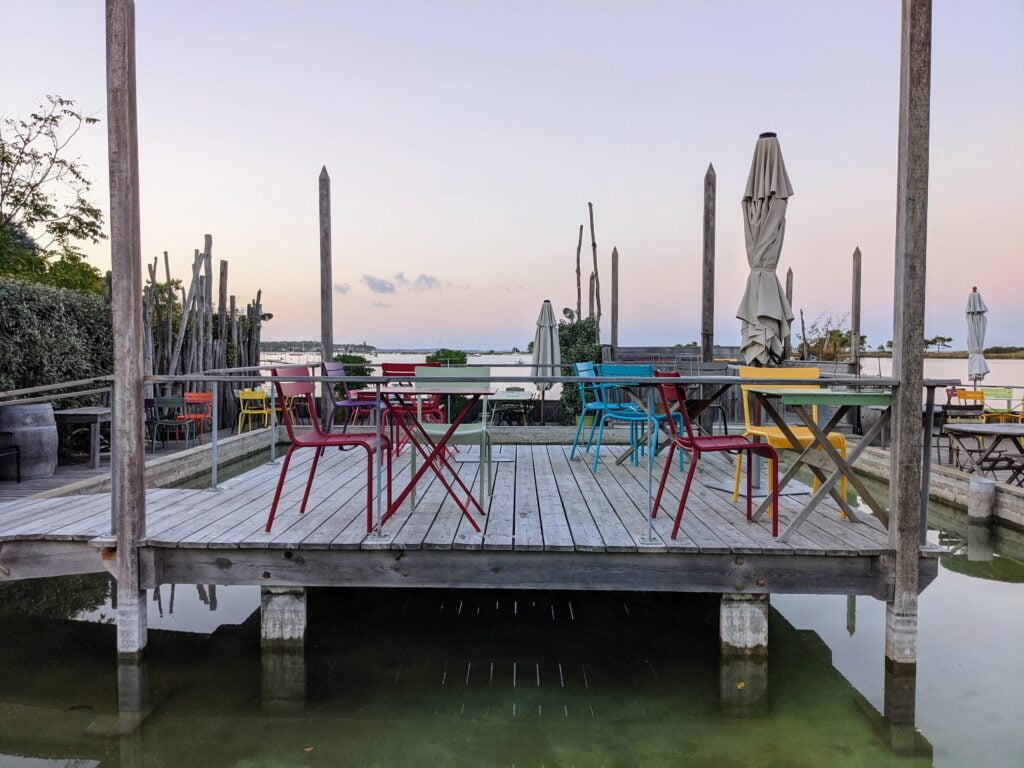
[783,268,794,359]
[319,166,333,416]
[886,0,931,670]
[106,0,147,658]
[610,247,619,348]
[701,163,716,364]
[851,247,862,369]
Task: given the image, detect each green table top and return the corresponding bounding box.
[746,387,893,407]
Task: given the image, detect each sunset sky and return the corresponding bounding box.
[3,1,1022,349]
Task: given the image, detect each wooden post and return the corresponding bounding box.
[610,247,619,348]
[574,224,583,321]
[851,246,862,369]
[588,202,601,344]
[588,272,596,320]
[886,0,931,671]
[701,163,716,364]
[319,166,333,418]
[783,268,794,360]
[106,0,147,659]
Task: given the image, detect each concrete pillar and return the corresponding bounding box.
[261,586,307,648]
[117,657,149,714]
[883,659,927,755]
[967,475,995,523]
[720,593,768,655]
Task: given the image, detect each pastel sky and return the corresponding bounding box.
[3,1,1022,349]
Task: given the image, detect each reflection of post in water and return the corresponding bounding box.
[881,660,932,756]
[153,585,163,618]
[719,594,768,716]
[208,583,218,610]
[117,657,150,768]
[846,594,856,636]
[968,476,995,562]
[260,586,308,709]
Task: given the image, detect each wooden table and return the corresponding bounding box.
[54,406,111,469]
[378,386,495,532]
[943,423,1024,475]
[745,388,893,542]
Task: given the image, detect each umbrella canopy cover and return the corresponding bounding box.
[736,133,796,365]
[531,300,561,392]
[966,287,990,382]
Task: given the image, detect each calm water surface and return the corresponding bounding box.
[1,484,1022,766]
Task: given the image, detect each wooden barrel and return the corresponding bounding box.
[0,403,58,480]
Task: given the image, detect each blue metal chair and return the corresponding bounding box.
[568,362,629,463]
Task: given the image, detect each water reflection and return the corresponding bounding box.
[0,586,935,767]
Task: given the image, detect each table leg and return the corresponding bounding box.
[751,396,856,521]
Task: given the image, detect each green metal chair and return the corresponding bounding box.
[152,395,198,450]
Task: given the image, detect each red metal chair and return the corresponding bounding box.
[381,362,446,422]
[651,371,779,539]
[266,366,392,534]
[183,391,214,442]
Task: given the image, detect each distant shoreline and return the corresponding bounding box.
[862,351,1024,360]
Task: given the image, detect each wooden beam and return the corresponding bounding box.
[851,246,862,369]
[142,547,939,598]
[319,166,333,417]
[701,163,716,364]
[887,0,932,668]
[105,0,147,658]
[610,246,619,347]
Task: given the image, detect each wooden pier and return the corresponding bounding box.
[0,445,940,596]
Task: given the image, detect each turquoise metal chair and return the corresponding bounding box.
[568,362,630,464]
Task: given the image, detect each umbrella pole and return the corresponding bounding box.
[540,391,546,426]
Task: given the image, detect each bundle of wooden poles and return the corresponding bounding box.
[141,234,266,429]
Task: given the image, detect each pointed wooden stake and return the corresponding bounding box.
[701,163,716,364]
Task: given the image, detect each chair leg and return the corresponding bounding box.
[732,452,743,501]
[266,445,296,532]
[300,446,324,514]
[584,415,601,453]
[671,452,699,540]
[591,415,608,472]
[745,449,754,520]
[365,445,374,533]
[569,411,587,459]
[771,456,780,537]
[651,444,676,519]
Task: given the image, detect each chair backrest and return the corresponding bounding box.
[238,389,269,407]
[573,362,602,404]
[956,388,985,405]
[654,370,697,442]
[737,366,821,428]
[981,387,1013,406]
[184,391,213,414]
[597,363,654,378]
[271,366,320,439]
[154,396,185,419]
[321,361,353,403]
[945,386,960,404]
[413,366,491,391]
[382,361,439,383]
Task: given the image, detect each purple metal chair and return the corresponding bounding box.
[322,361,382,431]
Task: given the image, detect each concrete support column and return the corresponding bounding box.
[720,593,768,655]
[261,586,307,648]
[262,648,307,710]
[884,659,924,755]
[967,475,995,562]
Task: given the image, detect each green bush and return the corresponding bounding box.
[426,348,467,366]
[0,278,112,392]
[558,317,600,422]
[332,353,373,390]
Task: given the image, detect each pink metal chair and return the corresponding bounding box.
[651,371,780,539]
[266,366,392,534]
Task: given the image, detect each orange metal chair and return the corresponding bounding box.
[183,391,214,442]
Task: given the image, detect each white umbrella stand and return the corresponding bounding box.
[736,132,796,366]
[531,300,561,425]
[966,286,990,387]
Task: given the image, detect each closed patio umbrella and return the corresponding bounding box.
[531,300,560,424]
[736,132,795,365]
[966,286,990,385]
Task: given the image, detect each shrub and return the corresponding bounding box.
[0,278,112,392]
[332,353,373,390]
[426,348,468,366]
[558,317,600,422]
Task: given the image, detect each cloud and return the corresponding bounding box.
[445,281,469,290]
[497,285,527,292]
[362,275,396,294]
[394,272,409,287]
[370,301,392,308]
[334,282,351,295]
[411,274,441,291]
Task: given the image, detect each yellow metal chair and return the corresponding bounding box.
[731,366,848,510]
[237,389,272,433]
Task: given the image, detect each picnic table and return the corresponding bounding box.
[744,387,893,542]
[54,406,111,469]
[943,422,1024,476]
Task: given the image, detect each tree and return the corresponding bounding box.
[1,95,105,290]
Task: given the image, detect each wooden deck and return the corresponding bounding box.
[0,445,940,597]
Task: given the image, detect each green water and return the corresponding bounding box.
[1,458,1023,766]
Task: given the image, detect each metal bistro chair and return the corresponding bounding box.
[652,373,780,539]
[491,387,533,426]
[322,361,386,431]
[266,366,392,534]
[183,391,214,442]
[237,389,272,433]
[569,362,635,467]
[152,396,198,449]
